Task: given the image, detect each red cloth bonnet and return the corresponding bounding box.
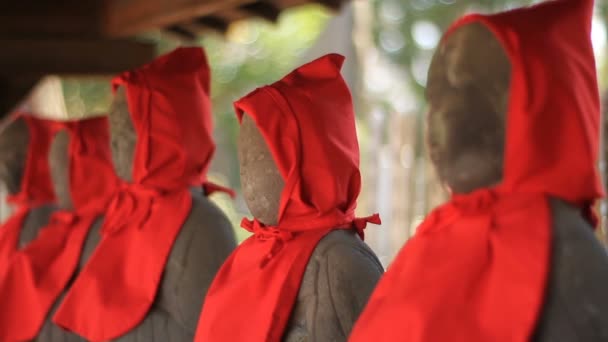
[194,54,380,342]
[349,0,603,341]
[53,47,232,341]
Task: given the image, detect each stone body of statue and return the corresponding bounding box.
[194,54,383,342]
[49,47,237,342]
[349,1,608,341]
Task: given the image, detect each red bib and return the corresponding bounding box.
[349,1,603,341]
[0,115,115,342]
[53,47,233,341]
[195,54,380,342]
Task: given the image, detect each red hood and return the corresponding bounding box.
[234,53,364,231]
[448,0,602,204]
[195,54,379,342]
[349,1,603,342]
[53,47,230,341]
[111,47,216,190]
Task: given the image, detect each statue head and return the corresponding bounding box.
[426,22,511,194]
[238,114,284,226]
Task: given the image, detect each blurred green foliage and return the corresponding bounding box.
[371,0,608,98]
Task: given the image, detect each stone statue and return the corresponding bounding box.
[49,47,237,341]
[99,87,238,340]
[427,20,608,342]
[239,114,384,341]
[194,54,383,342]
[349,2,608,341]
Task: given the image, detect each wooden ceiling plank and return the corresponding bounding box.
[104,0,257,37]
[269,0,345,11]
[193,16,231,34]
[165,25,199,41]
[239,1,281,22]
[0,1,105,38]
[0,39,156,75]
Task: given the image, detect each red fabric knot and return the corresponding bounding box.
[450,188,498,214]
[351,213,382,239]
[241,218,295,268]
[101,183,160,236]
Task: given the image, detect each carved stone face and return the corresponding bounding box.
[425,22,511,194]
[0,118,29,194]
[238,114,284,226]
[49,129,73,210]
[108,86,136,182]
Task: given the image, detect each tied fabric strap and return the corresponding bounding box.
[241,213,381,267]
[351,213,382,239]
[101,183,160,236]
[241,219,295,267]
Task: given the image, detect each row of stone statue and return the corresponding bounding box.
[1,0,608,341]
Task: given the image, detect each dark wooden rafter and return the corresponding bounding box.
[0,0,351,121]
[165,26,199,41]
[194,16,232,34]
[0,75,41,123]
[103,0,257,37]
[166,0,349,38]
[0,38,155,120]
[0,1,105,38]
[239,1,281,22]
[0,39,156,75]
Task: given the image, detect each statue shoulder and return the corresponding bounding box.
[157,193,237,334]
[284,230,384,341]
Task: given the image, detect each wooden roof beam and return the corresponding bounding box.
[239,1,281,22]
[270,0,346,11]
[0,39,156,75]
[104,0,257,37]
[193,16,231,34]
[0,38,156,118]
[0,1,104,38]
